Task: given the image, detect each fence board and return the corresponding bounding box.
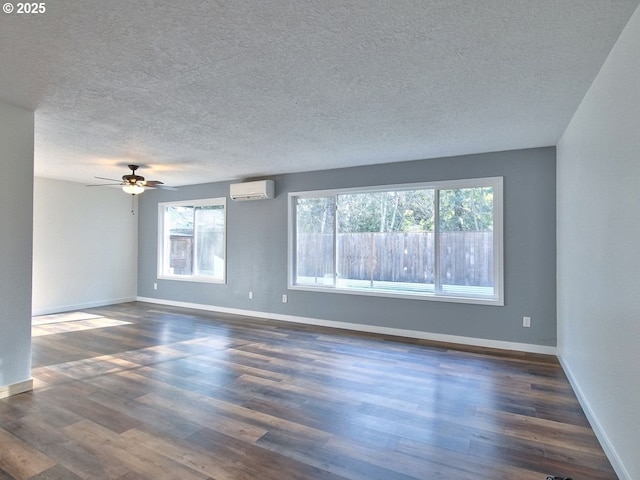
[297,232,493,287]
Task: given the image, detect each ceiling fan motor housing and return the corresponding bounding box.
[122,173,145,184]
[123,165,145,185]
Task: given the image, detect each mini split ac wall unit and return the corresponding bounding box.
[229,179,275,201]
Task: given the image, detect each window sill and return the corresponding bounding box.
[158,274,226,285]
[288,283,503,306]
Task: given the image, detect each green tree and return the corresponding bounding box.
[296,197,334,234]
[439,187,493,231]
[337,189,435,233]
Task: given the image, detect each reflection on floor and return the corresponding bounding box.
[32,311,132,337]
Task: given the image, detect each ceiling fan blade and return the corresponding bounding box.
[86,183,122,187]
[143,184,178,191]
[144,180,177,190]
[95,176,123,182]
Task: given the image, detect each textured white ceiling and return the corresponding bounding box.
[1,1,639,186]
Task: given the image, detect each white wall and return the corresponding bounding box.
[0,100,34,393]
[32,177,138,315]
[557,5,640,480]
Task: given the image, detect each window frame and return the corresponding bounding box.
[288,177,503,306]
[157,197,227,284]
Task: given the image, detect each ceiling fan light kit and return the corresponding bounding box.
[122,183,145,195]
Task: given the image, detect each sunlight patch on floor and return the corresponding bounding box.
[32,312,131,336]
[33,311,105,325]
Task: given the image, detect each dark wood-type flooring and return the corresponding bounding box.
[0,302,617,479]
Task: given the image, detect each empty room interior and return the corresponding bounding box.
[1,2,639,479]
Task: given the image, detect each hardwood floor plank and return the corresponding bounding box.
[64,420,209,480]
[185,426,349,480]
[254,429,405,480]
[132,378,333,447]
[30,366,79,389]
[0,427,56,479]
[121,428,256,480]
[0,467,16,480]
[325,434,482,480]
[179,353,291,383]
[27,464,84,480]
[36,384,142,435]
[135,391,268,443]
[468,434,617,480]
[86,389,202,440]
[2,413,129,480]
[395,436,549,480]
[474,407,607,454]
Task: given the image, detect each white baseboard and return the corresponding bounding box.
[558,354,630,480]
[137,296,557,355]
[32,296,137,317]
[0,379,33,399]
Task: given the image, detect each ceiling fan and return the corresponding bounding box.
[89,164,173,195]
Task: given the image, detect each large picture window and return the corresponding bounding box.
[158,198,226,283]
[289,177,503,305]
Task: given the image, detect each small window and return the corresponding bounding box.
[289,177,503,305]
[158,198,226,283]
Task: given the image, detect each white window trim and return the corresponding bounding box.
[157,197,227,284]
[288,177,504,306]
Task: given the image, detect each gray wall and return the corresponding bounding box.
[0,100,33,389]
[138,147,556,347]
[557,4,640,478]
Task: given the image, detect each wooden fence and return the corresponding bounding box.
[297,232,493,286]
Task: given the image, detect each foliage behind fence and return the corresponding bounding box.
[297,232,493,286]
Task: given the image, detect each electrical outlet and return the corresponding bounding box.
[153,283,157,290]
[249,291,253,299]
[282,294,288,303]
[523,316,531,328]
